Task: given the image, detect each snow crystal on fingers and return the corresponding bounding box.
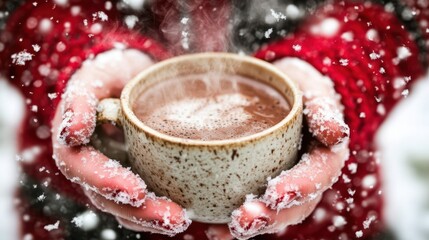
[129,208,192,237]
[305,97,350,145]
[228,203,270,240]
[97,159,147,207]
[57,86,98,145]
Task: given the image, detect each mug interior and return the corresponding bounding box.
[121,53,302,145]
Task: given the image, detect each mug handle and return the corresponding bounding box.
[97,98,122,126]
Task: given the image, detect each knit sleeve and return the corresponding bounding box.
[0,0,170,126]
[254,2,426,239]
[255,1,425,150]
[0,0,170,206]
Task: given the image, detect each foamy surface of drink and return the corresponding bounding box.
[133,73,290,141]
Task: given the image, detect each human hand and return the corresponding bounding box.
[228,57,350,239]
[51,49,191,236]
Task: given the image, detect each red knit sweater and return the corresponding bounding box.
[0,0,426,239]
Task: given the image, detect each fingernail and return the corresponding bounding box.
[230,216,269,238]
[58,108,74,145]
[101,189,145,207]
[273,191,298,209]
[247,216,269,231]
[148,214,191,234]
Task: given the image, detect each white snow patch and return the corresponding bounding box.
[377,72,429,240]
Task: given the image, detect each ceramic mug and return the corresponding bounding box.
[96,53,303,223]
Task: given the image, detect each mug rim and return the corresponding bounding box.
[120,52,302,147]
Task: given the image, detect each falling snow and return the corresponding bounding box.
[44,221,60,231]
[265,28,273,38]
[339,59,349,66]
[292,44,302,51]
[356,230,363,238]
[363,215,377,229]
[32,44,41,52]
[93,11,108,21]
[72,211,99,230]
[369,52,380,60]
[270,9,287,22]
[11,50,33,66]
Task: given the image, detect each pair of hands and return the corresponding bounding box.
[51,49,349,239]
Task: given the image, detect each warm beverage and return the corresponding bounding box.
[98,53,303,222]
[133,73,291,141]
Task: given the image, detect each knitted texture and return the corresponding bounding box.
[0,0,170,205]
[255,2,424,239]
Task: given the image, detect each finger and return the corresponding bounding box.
[116,217,171,234]
[205,225,234,240]
[85,190,191,236]
[57,87,98,146]
[263,140,349,210]
[58,49,154,146]
[304,97,350,146]
[229,196,322,239]
[54,144,147,207]
[53,106,147,206]
[273,58,349,146]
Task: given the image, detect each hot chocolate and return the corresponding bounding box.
[133,73,290,141]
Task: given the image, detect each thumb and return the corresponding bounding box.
[57,86,98,146]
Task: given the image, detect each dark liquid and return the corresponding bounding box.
[133,73,290,141]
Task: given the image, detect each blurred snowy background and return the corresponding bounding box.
[0,0,429,239]
[1,71,429,240]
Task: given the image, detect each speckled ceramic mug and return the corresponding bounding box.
[97,53,303,223]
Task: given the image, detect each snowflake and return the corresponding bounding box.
[369,52,380,60]
[93,11,108,21]
[270,9,287,22]
[339,58,349,66]
[397,46,411,60]
[11,50,34,65]
[32,44,41,52]
[265,28,273,38]
[44,221,60,231]
[292,44,302,51]
[181,17,189,24]
[48,93,58,99]
[363,216,376,229]
[356,230,363,238]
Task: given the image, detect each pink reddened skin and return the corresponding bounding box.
[52,49,191,235]
[227,58,350,239]
[52,50,349,239]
